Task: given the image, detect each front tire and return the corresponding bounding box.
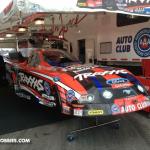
[67,134,76,142]
[53,86,62,114]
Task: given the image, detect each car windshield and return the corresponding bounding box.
[43,50,78,67]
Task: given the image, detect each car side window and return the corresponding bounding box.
[28,52,40,67]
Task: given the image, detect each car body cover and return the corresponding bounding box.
[4,49,150,117]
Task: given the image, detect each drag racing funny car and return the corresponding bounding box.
[4,48,150,117]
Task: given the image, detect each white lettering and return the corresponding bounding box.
[74,70,128,81]
[99,71,109,76]
[121,101,149,113]
[74,74,84,81]
[42,94,55,101]
[37,80,44,91]
[137,101,148,110]
[18,72,44,92]
[121,106,125,113]
[124,105,136,112]
[83,73,93,79]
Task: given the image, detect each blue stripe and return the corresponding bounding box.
[90,77,102,92]
[119,73,141,85]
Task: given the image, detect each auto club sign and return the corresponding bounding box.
[116,36,133,53]
[134,28,150,57]
[115,28,150,57]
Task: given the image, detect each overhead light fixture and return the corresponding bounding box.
[34,18,45,25]
[6,33,14,38]
[0,37,5,40]
[58,35,63,39]
[77,30,81,33]
[18,26,27,32]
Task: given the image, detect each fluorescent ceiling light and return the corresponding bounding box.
[0,37,5,40]
[34,18,45,25]
[6,33,14,38]
[59,35,63,39]
[18,27,27,32]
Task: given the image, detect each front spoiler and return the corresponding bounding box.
[71,100,150,117]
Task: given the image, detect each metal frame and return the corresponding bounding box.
[67,117,120,142]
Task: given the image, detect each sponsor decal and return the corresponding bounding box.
[133,28,150,57]
[116,0,128,10]
[116,36,132,53]
[77,0,102,8]
[77,0,150,15]
[116,0,150,13]
[79,94,95,102]
[78,2,87,7]
[121,101,150,113]
[112,83,133,89]
[62,105,71,114]
[88,109,104,116]
[121,104,136,113]
[30,71,81,99]
[125,0,150,4]
[111,104,120,113]
[44,81,51,96]
[47,102,56,107]
[107,78,129,85]
[14,85,20,91]
[67,90,75,102]
[144,7,150,14]
[86,0,102,7]
[18,72,44,92]
[74,70,128,81]
[67,65,97,73]
[42,94,55,101]
[123,89,132,95]
[39,101,56,107]
[74,109,83,116]
[16,92,31,100]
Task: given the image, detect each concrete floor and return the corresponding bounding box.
[0,85,150,150]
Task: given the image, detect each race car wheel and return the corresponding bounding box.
[53,86,62,114]
[112,122,120,129]
[67,134,75,142]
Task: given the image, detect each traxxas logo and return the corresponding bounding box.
[18,72,44,92]
[74,70,128,81]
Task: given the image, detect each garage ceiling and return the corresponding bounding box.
[0,0,149,40]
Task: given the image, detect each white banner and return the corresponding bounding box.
[0,0,150,24]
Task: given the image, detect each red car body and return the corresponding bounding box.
[4,49,150,117]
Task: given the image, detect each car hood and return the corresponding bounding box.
[49,64,150,115]
[56,64,144,96]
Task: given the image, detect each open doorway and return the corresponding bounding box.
[78,39,85,64]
